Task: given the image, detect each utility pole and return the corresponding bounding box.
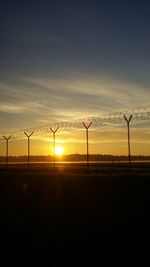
[3,135,12,167]
[82,122,92,168]
[24,132,33,168]
[50,126,59,168]
[124,115,132,167]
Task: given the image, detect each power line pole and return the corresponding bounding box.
[82,122,92,168]
[124,115,132,167]
[3,135,12,167]
[24,132,33,168]
[50,126,59,168]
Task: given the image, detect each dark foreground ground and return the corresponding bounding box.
[0,163,150,265]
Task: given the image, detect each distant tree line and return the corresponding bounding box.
[0,154,150,162]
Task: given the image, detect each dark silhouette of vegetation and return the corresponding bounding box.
[0,154,150,163]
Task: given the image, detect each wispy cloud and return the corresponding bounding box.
[0,73,150,130]
[0,103,25,113]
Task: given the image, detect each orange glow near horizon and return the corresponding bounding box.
[0,127,150,156]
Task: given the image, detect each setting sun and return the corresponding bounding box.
[55,146,64,156]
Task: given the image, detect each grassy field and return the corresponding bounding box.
[0,163,150,265]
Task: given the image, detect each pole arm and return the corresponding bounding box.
[24,132,34,138]
[50,126,59,133]
[124,115,133,123]
[3,135,12,141]
[82,122,92,129]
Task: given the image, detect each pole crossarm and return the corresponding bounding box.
[50,126,59,133]
[82,122,92,129]
[24,131,34,138]
[3,135,12,141]
[124,115,133,123]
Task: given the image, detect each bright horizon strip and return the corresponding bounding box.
[0,126,150,156]
[0,107,150,156]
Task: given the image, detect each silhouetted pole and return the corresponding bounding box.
[82,122,92,167]
[50,126,59,168]
[24,132,33,168]
[124,115,132,167]
[3,135,12,167]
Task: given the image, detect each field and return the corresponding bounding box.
[0,163,150,265]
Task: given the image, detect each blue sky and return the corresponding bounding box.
[0,0,150,155]
[1,0,150,80]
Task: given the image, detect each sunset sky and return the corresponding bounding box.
[0,0,150,156]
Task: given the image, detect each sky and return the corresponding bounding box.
[0,0,150,156]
